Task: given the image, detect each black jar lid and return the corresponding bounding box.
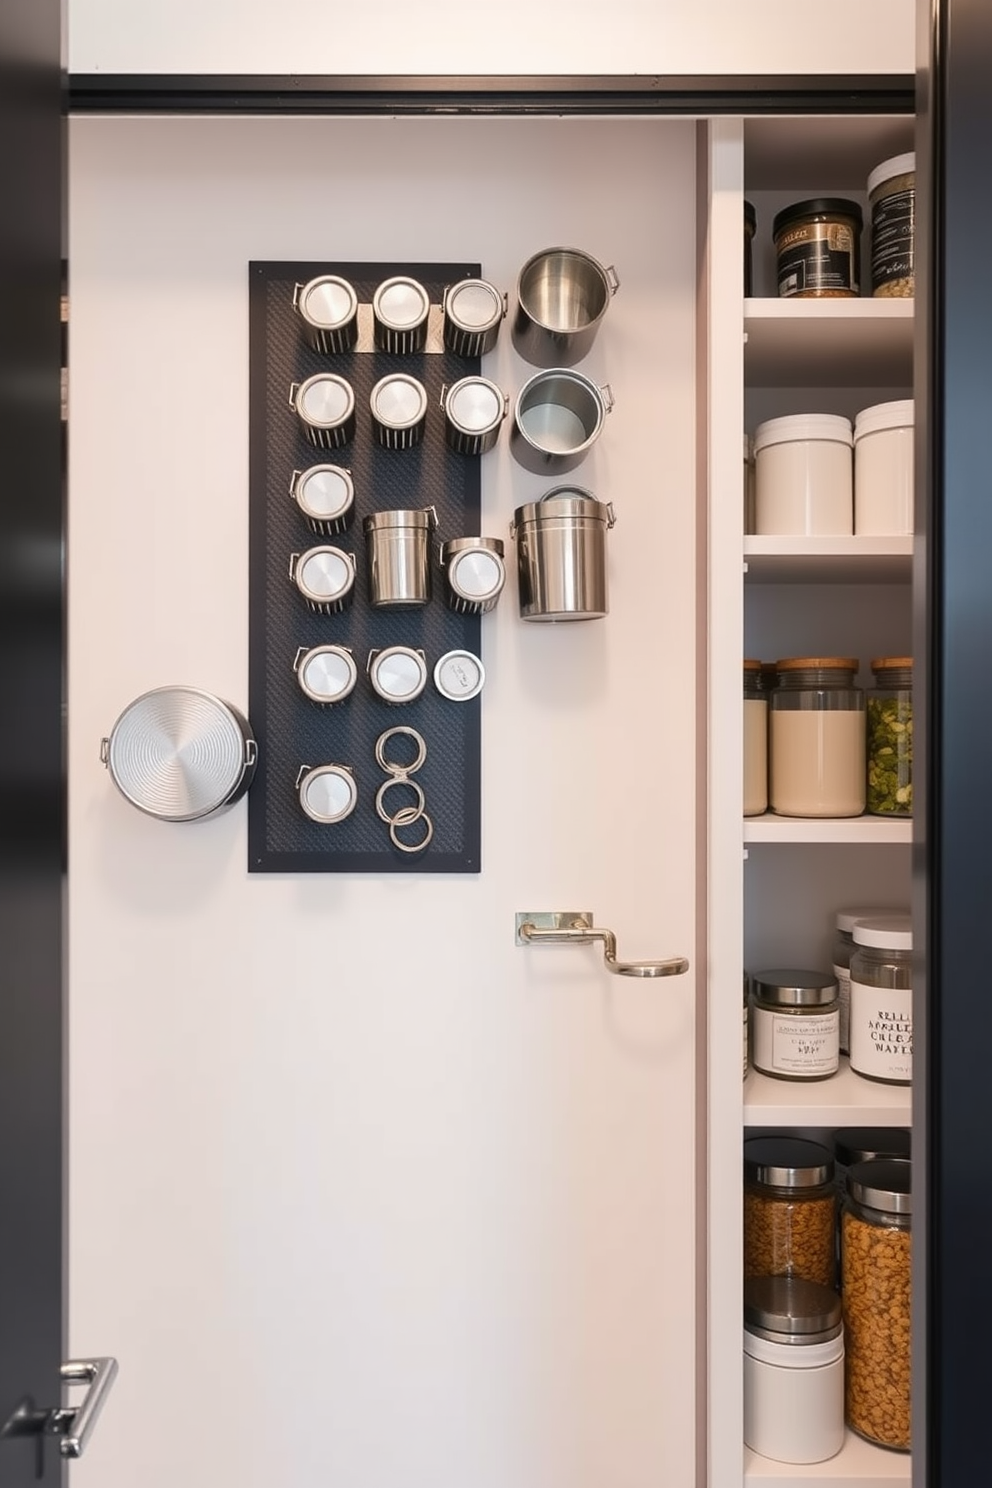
[773,197,864,237]
[847,1158,912,1215]
[834,1126,911,1168]
[744,1135,834,1188]
[744,1275,842,1337]
[744,199,757,233]
[752,969,838,1008]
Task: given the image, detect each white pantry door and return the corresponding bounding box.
[68,114,703,1488]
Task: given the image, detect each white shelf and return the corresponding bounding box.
[745,1431,910,1486]
[743,815,912,845]
[744,536,913,585]
[743,299,913,387]
[744,1057,911,1127]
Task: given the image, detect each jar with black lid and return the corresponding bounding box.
[769,658,865,818]
[750,970,839,1081]
[744,1136,836,1289]
[744,1275,845,1465]
[744,200,757,296]
[773,198,863,299]
[833,1126,910,1186]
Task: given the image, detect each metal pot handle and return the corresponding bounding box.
[500,392,510,421]
[99,738,109,766]
[605,502,617,528]
[291,283,303,310]
[288,553,299,581]
[600,383,615,413]
[244,738,258,767]
[288,468,301,497]
[438,384,449,412]
[292,646,307,673]
[606,265,620,296]
[288,383,299,409]
[500,290,508,319]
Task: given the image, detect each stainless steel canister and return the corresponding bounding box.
[294,644,358,706]
[368,646,429,704]
[292,275,359,354]
[512,247,620,366]
[442,278,507,357]
[289,464,356,537]
[510,487,616,621]
[290,545,357,615]
[440,376,508,456]
[511,368,614,475]
[440,536,506,614]
[372,276,431,354]
[290,373,357,450]
[363,507,437,608]
[369,374,429,450]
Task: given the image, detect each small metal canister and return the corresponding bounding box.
[440,376,508,456]
[363,507,436,609]
[289,464,355,537]
[372,276,431,355]
[294,644,358,706]
[510,487,616,621]
[296,763,358,824]
[442,278,507,357]
[369,374,428,451]
[290,373,356,450]
[440,536,506,614]
[292,275,359,354]
[290,545,357,615]
[368,646,428,705]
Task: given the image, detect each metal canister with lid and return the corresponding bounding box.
[289,373,357,450]
[294,644,358,707]
[440,536,506,615]
[289,545,357,615]
[363,508,436,609]
[848,914,913,1084]
[440,376,508,456]
[292,275,359,354]
[289,464,355,537]
[743,1276,845,1466]
[510,487,616,622]
[372,276,431,355]
[367,646,428,705]
[442,278,506,357]
[296,763,358,824]
[750,969,840,1081]
[369,374,428,451]
[744,1136,837,1290]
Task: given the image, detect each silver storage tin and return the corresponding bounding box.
[292,275,359,354]
[369,373,429,450]
[290,545,357,615]
[100,685,257,822]
[511,368,613,475]
[442,278,507,357]
[510,487,616,621]
[512,246,620,366]
[434,649,486,702]
[290,373,357,450]
[439,536,506,614]
[440,376,508,456]
[368,646,429,705]
[363,507,436,608]
[296,763,358,824]
[294,644,358,706]
[289,464,356,537]
[372,276,431,354]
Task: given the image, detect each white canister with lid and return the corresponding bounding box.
[744,1275,845,1465]
[854,400,914,535]
[753,414,853,535]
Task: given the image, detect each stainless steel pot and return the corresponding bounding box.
[363,507,437,608]
[292,275,359,354]
[512,247,620,367]
[369,374,428,450]
[290,545,357,615]
[442,278,507,357]
[510,487,617,621]
[100,686,257,821]
[372,276,431,355]
[439,536,506,614]
[290,463,355,537]
[440,376,508,456]
[511,368,614,475]
[290,373,357,450]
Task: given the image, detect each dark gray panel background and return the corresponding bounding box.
[248,261,484,873]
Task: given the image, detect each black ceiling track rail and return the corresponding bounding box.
[68,73,915,117]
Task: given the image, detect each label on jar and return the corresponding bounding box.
[871,187,915,290]
[776,221,859,297]
[752,1004,840,1078]
[832,962,851,1054]
[849,979,912,1082]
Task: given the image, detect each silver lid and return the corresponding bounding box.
[370,374,428,431]
[514,485,615,529]
[444,278,504,334]
[372,276,430,330]
[295,374,355,430]
[434,650,485,702]
[297,275,358,331]
[297,645,357,704]
[363,507,436,534]
[744,1136,834,1188]
[297,764,358,824]
[847,1158,912,1215]
[752,968,838,1007]
[293,465,355,522]
[447,543,506,603]
[369,646,428,703]
[445,376,505,436]
[104,686,250,822]
[744,1276,843,1338]
[834,1127,911,1168]
[294,546,355,603]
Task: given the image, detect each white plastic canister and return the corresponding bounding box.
[854,399,914,535]
[743,1276,845,1465]
[753,414,854,535]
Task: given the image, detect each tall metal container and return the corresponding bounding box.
[363,507,437,608]
[510,488,616,621]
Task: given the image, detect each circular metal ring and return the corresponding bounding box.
[389,809,434,854]
[375,776,426,825]
[374,725,428,778]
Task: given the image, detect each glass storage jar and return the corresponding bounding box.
[841,1159,912,1450]
[833,1127,910,1189]
[773,197,862,298]
[866,658,913,817]
[832,907,902,1054]
[750,969,839,1081]
[848,914,913,1084]
[744,1136,836,1290]
[743,659,768,816]
[744,1276,845,1465]
[769,658,865,818]
[868,152,915,298]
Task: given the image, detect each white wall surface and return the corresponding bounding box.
[68,0,914,78]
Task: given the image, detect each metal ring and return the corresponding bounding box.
[374,725,427,777]
[389,809,434,854]
[375,776,426,825]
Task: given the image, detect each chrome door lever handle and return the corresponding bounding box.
[515,911,689,979]
[51,1357,119,1459]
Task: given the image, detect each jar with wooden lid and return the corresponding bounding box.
[769,659,865,818]
[744,1136,836,1289]
[743,660,767,816]
[841,1159,912,1450]
[866,658,912,816]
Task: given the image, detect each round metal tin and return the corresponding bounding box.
[370,374,429,450]
[442,376,507,455]
[372,276,431,354]
[297,764,358,824]
[292,546,356,613]
[291,373,357,449]
[294,275,359,353]
[290,464,356,535]
[442,537,506,613]
[368,646,428,704]
[442,278,506,356]
[434,650,485,702]
[296,644,358,705]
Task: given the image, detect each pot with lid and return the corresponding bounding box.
[100,685,257,822]
[289,545,357,615]
[363,507,436,609]
[292,275,359,354]
[289,464,355,537]
[439,536,506,615]
[442,278,507,357]
[369,374,428,451]
[290,373,357,450]
[372,276,431,355]
[440,376,508,456]
[512,247,620,367]
[510,486,616,621]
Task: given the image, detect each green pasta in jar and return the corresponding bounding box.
[866,657,913,816]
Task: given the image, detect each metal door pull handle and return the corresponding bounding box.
[52,1357,119,1459]
[515,911,689,979]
